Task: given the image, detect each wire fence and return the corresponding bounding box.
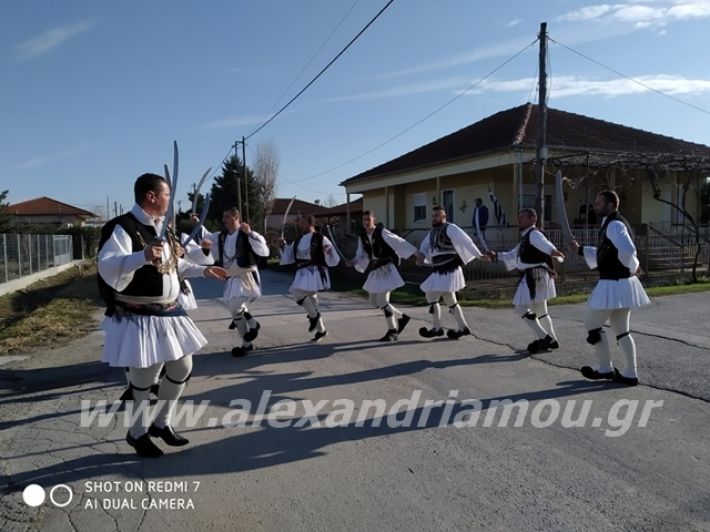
[0,234,74,285]
[328,224,710,288]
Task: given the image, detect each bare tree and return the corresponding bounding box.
[324,193,338,207]
[254,140,280,215]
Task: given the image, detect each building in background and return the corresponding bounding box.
[7,197,97,227]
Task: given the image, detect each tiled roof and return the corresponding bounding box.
[341,103,710,185]
[8,196,96,217]
[269,198,328,215]
[318,198,364,217]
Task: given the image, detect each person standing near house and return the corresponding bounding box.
[569,190,651,386]
[472,198,489,236]
[415,206,489,340]
[204,208,270,357]
[279,214,340,341]
[345,210,418,341]
[487,208,565,354]
[98,173,227,458]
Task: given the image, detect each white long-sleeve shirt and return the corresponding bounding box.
[581,217,640,272]
[98,204,206,305]
[353,228,417,273]
[418,223,482,266]
[205,226,269,276]
[498,227,558,272]
[279,232,340,267]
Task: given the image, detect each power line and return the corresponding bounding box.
[548,35,710,117]
[265,0,361,115]
[245,0,396,140]
[286,38,539,185]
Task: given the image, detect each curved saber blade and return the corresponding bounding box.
[182,193,212,248]
[554,170,575,245]
[159,142,179,240]
[280,195,296,239]
[191,167,212,214]
[474,208,489,252]
[325,224,347,261]
[163,164,171,182]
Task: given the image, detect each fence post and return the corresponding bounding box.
[644,231,649,274]
[17,234,22,277]
[3,234,7,283]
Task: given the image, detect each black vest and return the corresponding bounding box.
[518,228,554,269]
[294,231,326,267]
[429,223,463,273]
[597,212,633,280]
[97,213,171,316]
[361,224,399,264]
[217,230,258,268]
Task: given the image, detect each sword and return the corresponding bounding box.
[325,224,347,261]
[554,170,575,245]
[473,207,490,252]
[158,142,179,242]
[280,195,296,240]
[182,193,212,248]
[191,167,212,214]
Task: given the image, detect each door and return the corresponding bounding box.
[442,189,455,223]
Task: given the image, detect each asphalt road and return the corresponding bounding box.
[1,270,709,531]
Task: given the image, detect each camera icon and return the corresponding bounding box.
[22,484,73,508]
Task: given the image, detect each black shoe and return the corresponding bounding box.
[446,327,471,340]
[308,313,321,333]
[243,321,261,342]
[150,384,160,396]
[419,327,444,338]
[149,424,189,446]
[580,366,615,380]
[119,386,133,401]
[397,314,411,334]
[231,345,249,357]
[228,320,237,330]
[126,431,163,458]
[613,368,639,386]
[378,329,399,342]
[311,330,328,342]
[547,339,560,350]
[527,339,544,354]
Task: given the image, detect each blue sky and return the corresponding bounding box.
[3,0,710,217]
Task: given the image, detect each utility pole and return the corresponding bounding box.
[234,141,242,215]
[242,136,249,221]
[535,21,548,230]
[106,196,110,221]
[114,201,118,217]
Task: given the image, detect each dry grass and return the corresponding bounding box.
[0,262,100,354]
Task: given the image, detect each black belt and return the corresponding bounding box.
[114,300,186,318]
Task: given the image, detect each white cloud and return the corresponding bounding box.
[16,157,47,169]
[199,113,273,129]
[57,142,97,158]
[557,1,710,28]
[327,78,466,102]
[14,20,94,61]
[506,18,523,27]
[376,37,535,79]
[461,74,710,98]
[558,4,614,22]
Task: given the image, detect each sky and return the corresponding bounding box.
[2,0,710,217]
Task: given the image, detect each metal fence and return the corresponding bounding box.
[329,224,710,288]
[0,234,74,284]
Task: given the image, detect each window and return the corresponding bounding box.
[413,193,427,222]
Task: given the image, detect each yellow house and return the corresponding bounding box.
[339,103,710,234]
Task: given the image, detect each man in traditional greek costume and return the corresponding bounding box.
[569,190,651,386]
[98,173,227,458]
[279,214,340,341]
[488,208,565,354]
[345,210,417,341]
[204,208,270,357]
[415,206,488,340]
